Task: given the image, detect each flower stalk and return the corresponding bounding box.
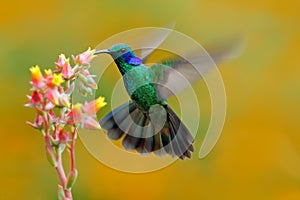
[25,48,105,199]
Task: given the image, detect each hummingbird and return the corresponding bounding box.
[95,39,241,159]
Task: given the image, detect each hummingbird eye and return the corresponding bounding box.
[119,48,126,53]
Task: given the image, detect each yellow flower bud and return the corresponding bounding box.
[30,65,43,87]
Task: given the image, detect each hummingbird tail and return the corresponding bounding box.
[100,101,194,159]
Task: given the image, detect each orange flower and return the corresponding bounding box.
[30,65,44,87]
[83,96,107,115]
[44,69,52,78]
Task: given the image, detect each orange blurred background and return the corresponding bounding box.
[1,0,300,199]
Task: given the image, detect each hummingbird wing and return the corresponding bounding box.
[151,40,244,100]
[133,23,175,61]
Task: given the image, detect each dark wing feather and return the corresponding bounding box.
[100,101,194,159]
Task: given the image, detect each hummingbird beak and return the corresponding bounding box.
[94,49,110,55]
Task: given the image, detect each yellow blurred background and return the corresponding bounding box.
[1,0,300,199]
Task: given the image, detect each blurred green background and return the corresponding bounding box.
[1,0,300,199]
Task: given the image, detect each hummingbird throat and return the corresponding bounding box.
[121,52,142,66]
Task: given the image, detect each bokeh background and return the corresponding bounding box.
[1,0,300,199]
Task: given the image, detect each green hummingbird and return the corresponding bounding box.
[95,39,241,159]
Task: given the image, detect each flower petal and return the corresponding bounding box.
[30,65,44,88]
[74,48,96,65]
[83,116,101,129]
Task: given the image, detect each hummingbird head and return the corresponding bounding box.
[95,43,142,66]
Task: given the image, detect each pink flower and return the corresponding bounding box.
[67,103,82,125]
[55,54,69,70]
[58,129,69,144]
[83,116,101,129]
[30,65,44,88]
[25,49,107,197]
[26,115,43,129]
[30,90,43,105]
[74,48,96,65]
[46,88,60,105]
[61,65,74,79]
[83,96,106,115]
[61,60,74,79]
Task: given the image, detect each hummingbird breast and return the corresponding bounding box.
[123,66,159,111]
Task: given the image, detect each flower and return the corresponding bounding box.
[48,110,57,123]
[52,73,65,86]
[55,54,74,79]
[47,73,65,87]
[25,48,107,198]
[83,96,107,115]
[74,48,96,65]
[58,129,69,144]
[61,60,74,79]
[45,102,55,110]
[56,54,69,70]
[46,88,60,105]
[30,65,44,88]
[83,116,101,129]
[67,103,83,125]
[44,69,52,78]
[26,115,43,129]
[30,90,43,105]
[95,96,107,110]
